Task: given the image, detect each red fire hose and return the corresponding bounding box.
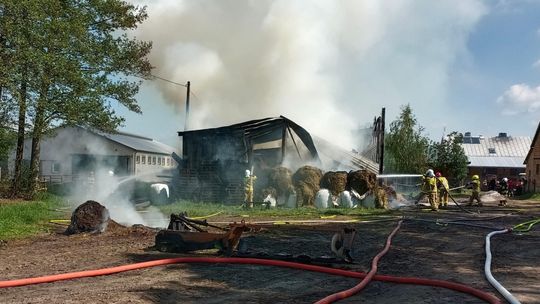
[0,256,500,303]
[315,220,403,304]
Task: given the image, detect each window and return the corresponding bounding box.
[161,157,165,166]
[136,155,140,164]
[158,157,162,165]
[52,162,61,173]
[167,158,171,166]
[153,156,156,165]
[142,156,146,164]
[536,164,539,175]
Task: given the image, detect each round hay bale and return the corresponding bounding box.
[347,170,377,195]
[295,183,316,207]
[268,167,294,197]
[65,200,110,235]
[292,166,323,207]
[320,171,348,196]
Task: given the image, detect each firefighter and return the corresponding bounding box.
[498,177,509,206]
[467,175,483,206]
[436,172,449,208]
[422,169,439,211]
[244,169,257,208]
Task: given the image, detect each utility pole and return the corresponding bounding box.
[184,81,190,131]
[379,107,385,175]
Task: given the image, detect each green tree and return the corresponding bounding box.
[1,0,152,197]
[384,104,430,173]
[429,131,469,185]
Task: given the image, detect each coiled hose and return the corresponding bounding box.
[315,220,403,304]
[485,229,521,304]
[0,256,501,303]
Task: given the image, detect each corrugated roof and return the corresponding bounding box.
[461,134,531,168]
[313,136,379,173]
[467,156,526,168]
[461,136,531,157]
[93,130,176,155]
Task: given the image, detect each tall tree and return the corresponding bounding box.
[384,104,430,174]
[0,1,35,196]
[429,131,469,185]
[2,0,152,197]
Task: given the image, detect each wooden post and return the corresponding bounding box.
[184,81,190,131]
[379,107,385,175]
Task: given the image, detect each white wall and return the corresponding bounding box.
[8,126,135,179]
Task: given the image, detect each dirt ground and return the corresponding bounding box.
[1,199,539,304]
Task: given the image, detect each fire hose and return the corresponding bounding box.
[483,219,540,304]
[314,220,403,304]
[0,256,501,303]
[484,228,521,304]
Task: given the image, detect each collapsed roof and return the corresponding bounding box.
[177,116,378,173]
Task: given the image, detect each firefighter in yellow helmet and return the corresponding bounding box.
[422,169,439,211]
[435,172,449,208]
[244,169,257,208]
[467,174,483,206]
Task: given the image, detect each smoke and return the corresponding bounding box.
[131,0,487,148]
[47,128,168,227]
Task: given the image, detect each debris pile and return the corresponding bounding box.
[320,171,348,196]
[65,200,110,235]
[292,165,323,207]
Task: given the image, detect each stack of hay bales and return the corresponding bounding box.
[292,165,323,207]
[65,200,110,235]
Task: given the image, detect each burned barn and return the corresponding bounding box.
[175,116,378,204]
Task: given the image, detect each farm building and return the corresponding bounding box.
[524,121,540,193]
[8,126,176,184]
[460,132,531,184]
[175,116,379,203]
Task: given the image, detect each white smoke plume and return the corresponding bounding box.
[42,128,169,228]
[131,0,487,148]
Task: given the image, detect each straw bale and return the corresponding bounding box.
[347,170,377,195]
[320,171,348,196]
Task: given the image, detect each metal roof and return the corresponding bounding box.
[94,130,176,155]
[467,156,526,168]
[461,136,531,157]
[461,134,531,168]
[312,136,379,173]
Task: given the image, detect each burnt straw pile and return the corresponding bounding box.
[65,200,110,235]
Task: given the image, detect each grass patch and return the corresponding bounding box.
[515,192,540,201]
[0,194,67,240]
[158,200,390,220]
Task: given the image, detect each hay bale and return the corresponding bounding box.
[320,171,348,196]
[268,167,294,197]
[65,200,110,235]
[347,170,377,195]
[292,166,323,207]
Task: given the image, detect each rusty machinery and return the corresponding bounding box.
[155,213,260,255]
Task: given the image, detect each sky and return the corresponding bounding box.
[115,0,540,150]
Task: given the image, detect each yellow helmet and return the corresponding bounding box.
[472,175,479,180]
